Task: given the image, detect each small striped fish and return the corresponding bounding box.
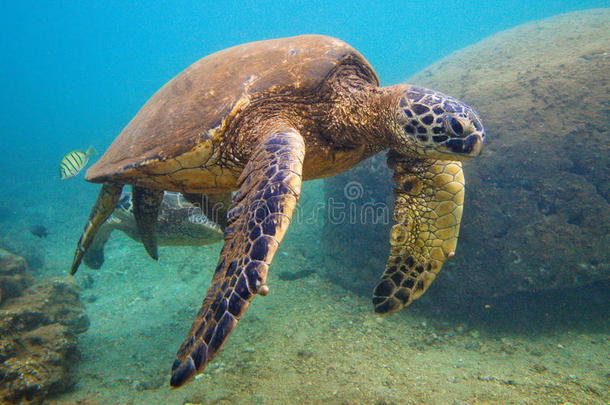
[59,146,97,180]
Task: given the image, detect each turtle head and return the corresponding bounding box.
[391,84,485,160]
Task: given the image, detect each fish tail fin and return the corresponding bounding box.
[85,145,97,157]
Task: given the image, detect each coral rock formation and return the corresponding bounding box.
[0,248,89,404]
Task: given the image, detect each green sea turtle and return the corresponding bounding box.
[69,35,485,387]
[83,191,223,269]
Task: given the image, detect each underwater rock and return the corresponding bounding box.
[0,249,89,404]
[321,9,609,302]
[0,248,32,304]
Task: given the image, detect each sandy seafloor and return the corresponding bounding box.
[1,177,608,405]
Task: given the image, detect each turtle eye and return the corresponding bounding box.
[449,117,463,135]
[444,115,473,138]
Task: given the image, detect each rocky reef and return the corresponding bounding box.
[0,248,89,404]
[322,10,609,303]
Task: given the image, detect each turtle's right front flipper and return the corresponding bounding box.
[170,127,304,387]
[70,183,123,275]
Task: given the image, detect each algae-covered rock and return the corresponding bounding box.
[0,248,32,304]
[0,249,89,404]
[322,9,610,302]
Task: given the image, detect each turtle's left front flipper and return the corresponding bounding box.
[170,128,304,387]
[373,151,465,314]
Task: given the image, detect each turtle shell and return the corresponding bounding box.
[86,35,378,183]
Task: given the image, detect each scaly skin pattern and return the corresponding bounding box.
[373,152,465,313]
[170,128,304,386]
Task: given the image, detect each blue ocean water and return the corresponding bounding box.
[0,0,607,177]
[0,1,608,403]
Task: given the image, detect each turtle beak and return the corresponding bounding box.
[438,112,485,159]
[444,132,484,157]
[471,134,484,156]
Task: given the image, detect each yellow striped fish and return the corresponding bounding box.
[59,146,97,180]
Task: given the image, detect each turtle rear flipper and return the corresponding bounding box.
[373,152,465,313]
[170,127,304,387]
[70,183,123,275]
[132,186,164,260]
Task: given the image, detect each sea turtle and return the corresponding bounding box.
[83,191,223,270]
[69,35,485,387]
